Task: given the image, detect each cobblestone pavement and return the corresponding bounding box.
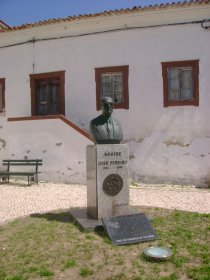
[0,181,209,224]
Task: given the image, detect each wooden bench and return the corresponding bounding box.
[0,159,43,185]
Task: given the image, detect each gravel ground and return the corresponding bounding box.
[0,181,209,225]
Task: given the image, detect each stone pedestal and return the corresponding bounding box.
[86,144,129,220]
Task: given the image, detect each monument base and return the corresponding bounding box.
[86,144,129,220]
[69,207,141,231]
[69,208,103,232]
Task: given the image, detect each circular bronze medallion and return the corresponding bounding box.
[102,174,123,196]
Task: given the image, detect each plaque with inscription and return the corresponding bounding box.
[102,213,158,245]
[102,174,123,196]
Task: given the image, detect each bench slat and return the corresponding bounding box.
[0,159,42,185]
[2,163,42,166]
[3,160,42,163]
[3,159,42,161]
[0,172,36,176]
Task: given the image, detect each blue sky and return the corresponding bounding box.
[0,0,190,27]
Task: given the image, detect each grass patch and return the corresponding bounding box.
[0,207,209,280]
[64,259,77,268]
[38,268,54,277]
[80,267,93,277]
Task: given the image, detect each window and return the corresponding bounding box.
[30,71,65,116]
[0,78,5,112]
[161,60,199,107]
[95,65,129,110]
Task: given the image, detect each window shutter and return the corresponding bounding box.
[113,73,124,103]
[181,68,193,100]
[168,68,180,101]
[37,81,48,115]
[101,74,112,98]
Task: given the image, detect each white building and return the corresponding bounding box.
[0,0,210,186]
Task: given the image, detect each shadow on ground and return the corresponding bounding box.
[30,210,74,223]
[0,181,32,187]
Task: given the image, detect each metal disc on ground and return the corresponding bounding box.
[144,247,173,260]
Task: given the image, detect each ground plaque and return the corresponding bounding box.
[102,213,158,245]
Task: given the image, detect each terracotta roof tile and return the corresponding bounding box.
[4,0,210,32]
[0,19,12,32]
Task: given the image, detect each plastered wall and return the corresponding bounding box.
[0,8,209,186]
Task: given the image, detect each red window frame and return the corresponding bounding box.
[95,65,129,110]
[161,60,199,107]
[0,78,5,112]
[30,71,65,116]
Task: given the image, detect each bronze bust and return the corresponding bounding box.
[90,97,123,144]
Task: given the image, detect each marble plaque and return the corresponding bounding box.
[102,213,158,245]
[86,144,129,220]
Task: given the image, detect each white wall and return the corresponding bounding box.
[7,119,92,183]
[0,116,8,162]
[0,5,210,186]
